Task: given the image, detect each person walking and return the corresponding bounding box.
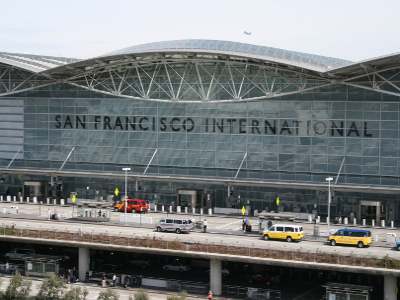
[203,219,208,233]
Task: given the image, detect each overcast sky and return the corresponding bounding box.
[1,0,399,61]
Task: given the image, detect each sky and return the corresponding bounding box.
[1,0,399,62]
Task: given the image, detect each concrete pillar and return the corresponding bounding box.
[46,198,50,205]
[184,207,188,214]
[200,208,204,215]
[53,199,57,205]
[19,197,23,203]
[0,195,3,201]
[169,206,173,213]
[384,275,397,300]
[78,247,90,282]
[6,196,11,202]
[60,199,65,206]
[381,220,385,227]
[33,196,37,204]
[372,219,375,227]
[13,196,16,202]
[26,197,29,203]
[192,207,196,215]
[210,259,222,296]
[353,218,357,226]
[161,205,164,212]
[154,205,157,213]
[362,219,366,226]
[391,221,395,229]
[177,206,181,213]
[208,208,213,215]
[344,217,348,225]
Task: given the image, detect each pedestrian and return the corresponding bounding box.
[112,273,117,286]
[203,218,208,233]
[207,290,213,300]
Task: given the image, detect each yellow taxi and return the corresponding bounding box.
[263,224,304,242]
[328,228,372,248]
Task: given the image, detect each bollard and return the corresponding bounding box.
[177,206,181,213]
[169,206,173,213]
[13,196,16,202]
[338,217,342,224]
[208,208,212,215]
[46,198,50,205]
[6,195,11,202]
[33,196,37,204]
[60,199,65,206]
[308,215,312,223]
[26,197,30,203]
[362,219,366,226]
[344,217,348,225]
[153,205,157,213]
[19,197,23,203]
[353,218,357,226]
[200,208,204,215]
[372,219,375,227]
[381,220,385,227]
[0,195,3,201]
[161,205,164,212]
[192,207,196,215]
[317,216,320,223]
[184,207,188,214]
[53,199,57,205]
[391,220,394,229]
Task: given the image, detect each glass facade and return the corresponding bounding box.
[1,44,400,222]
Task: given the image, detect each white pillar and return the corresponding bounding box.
[169,206,173,213]
[384,275,397,300]
[19,197,23,203]
[381,220,385,227]
[26,197,29,203]
[33,196,37,204]
[46,198,50,205]
[344,217,348,225]
[362,219,366,226]
[372,219,375,227]
[161,205,164,212]
[154,205,157,213]
[353,218,357,226]
[177,206,181,213]
[60,199,65,206]
[78,247,90,282]
[6,195,11,202]
[316,216,320,223]
[208,208,213,215]
[308,215,312,223]
[53,199,57,205]
[200,208,204,215]
[184,207,188,214]
[192,207,196,215]
[13,196,16,202]
[0,195,3,201]
[391,221,395,229]
[210,259,222,296]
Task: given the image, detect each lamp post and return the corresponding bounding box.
[326,177,334,230]
[122,167,131,224]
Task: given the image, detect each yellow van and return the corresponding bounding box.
[263,224,304,242]
[328,228,372,248]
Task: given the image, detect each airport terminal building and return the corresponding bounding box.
[1,39,400,223]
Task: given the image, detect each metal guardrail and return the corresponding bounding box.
[0,224,400,272]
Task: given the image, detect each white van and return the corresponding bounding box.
[156,218,194,234]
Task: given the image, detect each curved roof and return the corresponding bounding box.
[0,52,79,73]
[106,39,352,73]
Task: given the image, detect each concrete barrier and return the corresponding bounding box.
[6,195,11,202]
[161,205,164,212]
[26,197,30,203]
[184,207,188,214]
[192,207,196,215]
[316,216,320,223]
[13,196,16,202]
[177,206,181,213]
[60,199,65,206]
[391,221,394,229]
[362,219,366,226]
[353,218,357,226]
[208,208,212,215]
[308,215,312,223]
[46,198,50,205]
[0,195,3,202]
[372,219,375,227]
[153,205,157,213]
[381,220,385,227]
[33,196,37,204]
[53,199,57,205]
[344,217,348,225]
[200,208,203,215]
[169,206,173,213]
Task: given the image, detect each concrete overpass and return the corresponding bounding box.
[0,218,399,298]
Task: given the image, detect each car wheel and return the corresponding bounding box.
[176,228,181,234]
[286,236,292,243]
[264,235,269,240]
[156,226,162,232]
[357,241,364,248]
[330,239,336,246]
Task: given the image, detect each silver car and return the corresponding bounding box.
[156,218,194,234]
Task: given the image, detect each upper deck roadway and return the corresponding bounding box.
[0,202,400,278]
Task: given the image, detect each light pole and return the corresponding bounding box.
[326,177,334,230]
[122,167,131,224]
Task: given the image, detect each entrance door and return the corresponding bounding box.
[359,201,382,224]
[176,189,203,208]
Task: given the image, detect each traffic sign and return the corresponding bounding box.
[114,187,120,196]
[241,206,246,216]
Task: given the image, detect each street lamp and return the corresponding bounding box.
[122,167,131,224]
[326,177,334,229]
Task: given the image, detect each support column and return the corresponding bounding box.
[210,259,222,296]
[78,247,90,282]
[384,275,397,300]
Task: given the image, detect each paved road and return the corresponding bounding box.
[0,275,203,300]
[0,209,400,261]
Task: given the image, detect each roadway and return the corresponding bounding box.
[0,202,399,261]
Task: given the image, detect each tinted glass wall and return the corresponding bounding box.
[1,84,400,187]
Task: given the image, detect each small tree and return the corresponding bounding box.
[96,289,119,300]
[3,272,32,300]
[36,274,65,300]
[63,286,89,300]
[133,290,149,300]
